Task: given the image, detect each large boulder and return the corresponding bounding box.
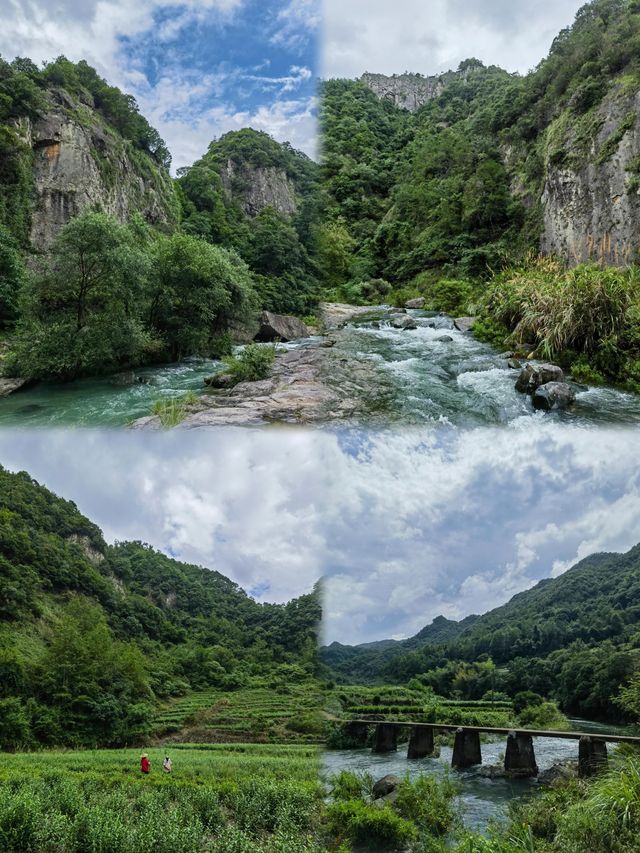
[390,315,418,330]
[204,370,235,389]
[0,377,29,397]
[372,774,401,800]
[454,316,475,333]
[405,297,426,309]
[533,381,576,411]
[254,311,309,342]
[515,363,564,394]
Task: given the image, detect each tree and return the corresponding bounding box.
[0,223,25,326]
[10,212,154,380]
[149,233,257,361]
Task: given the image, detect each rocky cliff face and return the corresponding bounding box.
[541,86,640,265]
[220,157,298,216]
[13,90,179,249]
[360,68,481,112]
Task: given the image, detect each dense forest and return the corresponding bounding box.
[0,465,320,749]
[322,545,640,723]
[320,0,640,387]
[0,55,319,381]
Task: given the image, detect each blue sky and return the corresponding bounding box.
[0,0,318,169]
[0,425,639,644]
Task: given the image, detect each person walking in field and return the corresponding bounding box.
[162,755,172,774]
[140,753,150,774]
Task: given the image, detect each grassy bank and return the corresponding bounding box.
[0,743,322,852]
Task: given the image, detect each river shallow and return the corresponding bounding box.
[2,308,640,427]
[322,719,620,834]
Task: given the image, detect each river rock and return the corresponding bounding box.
[538,762,578,786]
[532,381,576,411]
[204,370,235,389]
[110,370,150,386]
[477,765,506,779]
[405,297,425,309]
[390,315,417,330]
[392,307,407,314]
[435,334,454,343]
[0,377,29,397]
[515,363,564,393]
[254,311,309,342]
[372,774,401,799]
[507,358,522,370]
[454,316,476,332]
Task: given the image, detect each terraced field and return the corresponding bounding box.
[154,680,323,743]
[328,685,515,727]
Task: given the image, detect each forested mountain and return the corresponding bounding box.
[179,128,320,315]
[321,0,640,287]
[0,56,319,381]
[319,0,640,388]
[0,465,320,748]
[322,545,640,721]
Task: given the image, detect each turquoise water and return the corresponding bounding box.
[0,358,221,427]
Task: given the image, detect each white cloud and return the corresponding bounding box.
[323,0,586,79]
[1,423,639,642]
[0,0,317,170]
[271,0,320,52]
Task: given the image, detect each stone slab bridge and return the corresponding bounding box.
[342,719,640,778]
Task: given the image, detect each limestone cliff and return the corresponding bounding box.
[541,84,640,265]
[360,65,482,112]
[10,88,179,250]
[219,156,298,216]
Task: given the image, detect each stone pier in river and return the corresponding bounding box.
[338,720,635,778]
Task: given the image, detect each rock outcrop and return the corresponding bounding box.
[0,377,29,397]
[13,89,179,250]
[361,69,476,112]
[220,158,298,217]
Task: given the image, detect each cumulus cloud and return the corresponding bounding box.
[323,0,586,79]
[0,0,318,167]
[0,425,640,641]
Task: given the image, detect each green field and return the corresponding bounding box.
[0,743,322,852]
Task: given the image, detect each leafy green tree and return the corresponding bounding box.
[0,223,25,326]
[149,232,257,361]
[0,697,31,749]
[10,212,155,380]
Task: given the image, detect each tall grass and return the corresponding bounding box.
[479,256,640,386]
[151,391,199,427]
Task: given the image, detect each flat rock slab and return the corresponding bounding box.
[131,342,390,428]
[0,377,29,397]
[319,302,387,330]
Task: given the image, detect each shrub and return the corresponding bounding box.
[151,391,199,427]
[326,799,417,850]
[222,344,276,383]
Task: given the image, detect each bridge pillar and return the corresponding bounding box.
[344,722,369,747]
[578,736,608,777]
[504,731,538,777]
[373,723,397,753]
[407,726,434,758]
[452,727,481,769]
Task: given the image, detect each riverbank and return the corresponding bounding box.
[3,301,640,428]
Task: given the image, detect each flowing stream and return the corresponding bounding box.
[2,308,640,426]
[335,309,640,427]
[322,719,620,835]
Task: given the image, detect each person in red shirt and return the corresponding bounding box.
[140,754,150,774]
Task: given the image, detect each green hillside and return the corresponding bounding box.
[322,545,640,722]
[0,465,320,748]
